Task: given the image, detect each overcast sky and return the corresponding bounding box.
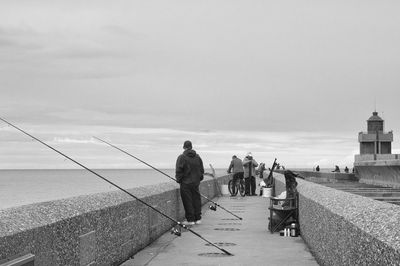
[1,0,400,170]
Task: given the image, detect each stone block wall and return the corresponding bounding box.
[273,173,400,265]
[0,175,230,265]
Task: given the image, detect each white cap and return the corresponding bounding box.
[246,152,252,157]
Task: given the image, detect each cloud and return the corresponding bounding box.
[0,26,43,50]
[0,37,18,47]
[0,106,371,170]
[101,25,147,39]
[0,122,372,170]
[57,68,126,80]
[52,137,98,144]
[1,0,400,169]
[0,25,37,37]
[0,125,15,132]
[55,47,117,59]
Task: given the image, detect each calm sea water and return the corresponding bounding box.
[0,168,226,210]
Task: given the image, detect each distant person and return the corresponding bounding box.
[344,166,349,173]
[316,165,320,172]
[332,165,340,173]
[243,152,258,196]
[227,155,244,190]
[176,140,204,226]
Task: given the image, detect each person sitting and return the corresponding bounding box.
[283,170,304,200]
[332,165,340,173]
[268,170,304,231]
[315,165,320,172]
[344,166,349,173]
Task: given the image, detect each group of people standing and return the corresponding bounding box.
[227,152,259,196]
[174,140,260,226]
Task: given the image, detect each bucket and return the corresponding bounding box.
[262,187,272,198]
[221,184,230,196]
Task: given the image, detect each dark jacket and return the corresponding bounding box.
[176,149,204,185]
[283,170,304,198]
[243,156,258,178]
[228,157,244,174]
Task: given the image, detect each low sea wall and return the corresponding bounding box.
[274,169,358,181]
[273,173,400,265]
[0,175,230,266]
[354,159,400,188]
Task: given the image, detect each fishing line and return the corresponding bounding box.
[0,117,233,256]
[208,163,223,197]
[92,136,243,220]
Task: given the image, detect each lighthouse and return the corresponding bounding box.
[358,111,393,155]
[354,111,400,187]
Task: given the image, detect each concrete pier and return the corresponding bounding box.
[123,194,318,266]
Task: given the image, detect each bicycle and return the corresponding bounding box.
[228,177,246,196]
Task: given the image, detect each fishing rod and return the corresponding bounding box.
[265,158,277,187]
[92,136,243,220]
[0,117,233,256]
[267,158,278,178]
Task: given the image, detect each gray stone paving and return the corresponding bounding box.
[122,194,318,266]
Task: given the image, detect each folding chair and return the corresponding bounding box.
[268,192,299,233]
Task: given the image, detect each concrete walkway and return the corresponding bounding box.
[122,194,319,266]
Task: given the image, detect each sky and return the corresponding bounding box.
[1,0,400,170]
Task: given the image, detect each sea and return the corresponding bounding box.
[0,168,227,210]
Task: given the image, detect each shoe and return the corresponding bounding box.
[195,219,202,225]
[181,220,195,226]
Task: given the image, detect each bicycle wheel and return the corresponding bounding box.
[228,179,233,195]
[228,179,238,196]
[238,179,246,197]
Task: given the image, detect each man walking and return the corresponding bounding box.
[243,152,258,196]
[176,140,205,225]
